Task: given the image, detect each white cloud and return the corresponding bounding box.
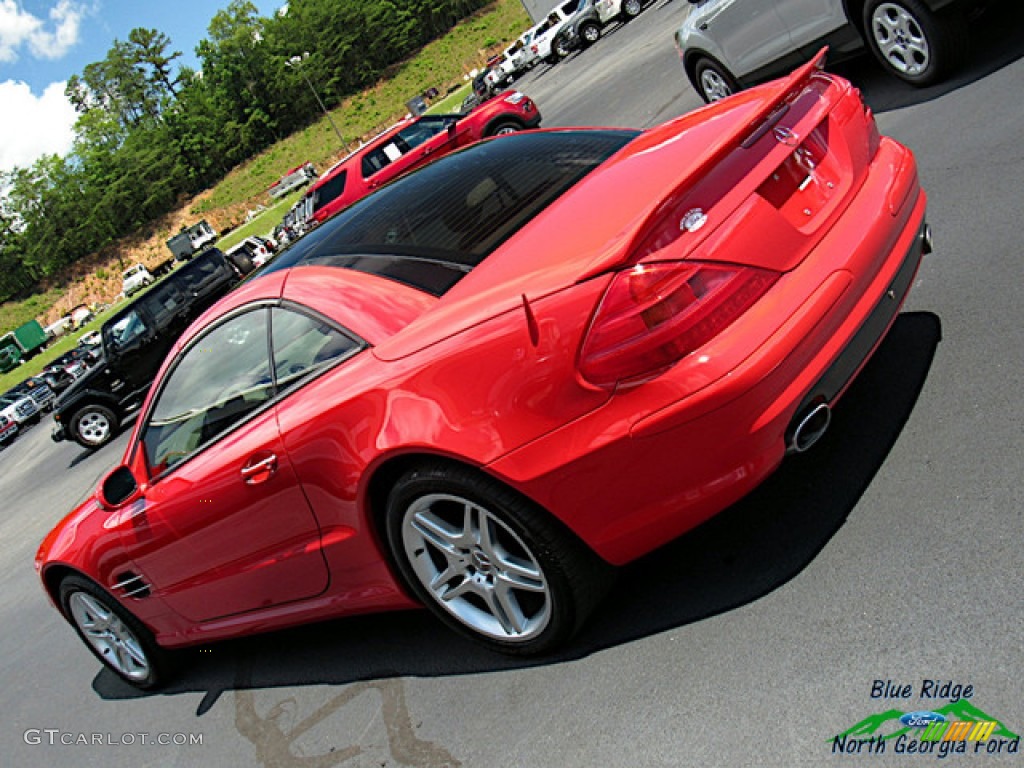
[0,0,84,63]
[0,80,76,172]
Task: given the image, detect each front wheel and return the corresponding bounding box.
[863,0,968,86]
[60,575,168,689]
[71,404,118,449]
[385,463,612,655]
[694,57,739,103]
[487,120,522,136]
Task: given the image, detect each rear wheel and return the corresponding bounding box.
[579,21,602,46]
[694,57,739,103]
[71,404,118,449]
[863,0,968,86]
[622,0,642,19]
[385,462,612,655]
[60,575,168,689]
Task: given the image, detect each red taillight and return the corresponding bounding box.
[579,261,779,388]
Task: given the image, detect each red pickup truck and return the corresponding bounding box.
[303,90,541,226]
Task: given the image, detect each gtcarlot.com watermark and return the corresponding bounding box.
[24,729,203,746]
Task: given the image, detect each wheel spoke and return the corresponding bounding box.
[118,636,149,669]
[411,509,462,556]
[428,563,463,593]
[495,557,546,592]
[439,576,475,602]
[486,583,525,635]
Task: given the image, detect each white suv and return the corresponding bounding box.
[530,0,581,64]
[675,0,981,103]
[122,264,154,296]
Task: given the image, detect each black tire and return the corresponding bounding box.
[621,0,642,19]
[487,120,523,137]
[862,0,968,86]
[59,575,169,689]
[579,21,602,46]
[70,404,118,450]
[693,56,740,103]
[384,462,613,656]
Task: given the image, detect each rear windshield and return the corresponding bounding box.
[264,130,635,295]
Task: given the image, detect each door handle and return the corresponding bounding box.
[241,453,278,485]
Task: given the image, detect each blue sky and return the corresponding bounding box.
[0,0,280,172]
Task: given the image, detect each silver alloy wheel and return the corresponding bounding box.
[582,24,600,44]
[493,124,520,135]
[700,69,733,101]
[622,0,641,17]
[68,591,151,681]
[76,409,111,445]
[870,3,931,76]
[401,493,551,642]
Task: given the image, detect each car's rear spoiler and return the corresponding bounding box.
[576,48,833,281]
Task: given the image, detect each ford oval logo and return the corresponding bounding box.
[900,711,946,728]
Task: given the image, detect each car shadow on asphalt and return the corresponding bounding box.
[90,311,942,713]
[831,0,1024,115]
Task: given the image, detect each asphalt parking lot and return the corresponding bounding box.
[2,2,1022,766]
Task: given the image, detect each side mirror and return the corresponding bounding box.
[100,465,141,508]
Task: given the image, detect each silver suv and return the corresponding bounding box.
[675,0,983,103]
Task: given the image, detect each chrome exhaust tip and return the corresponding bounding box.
[922,223,933,255]
[789,402,831,454]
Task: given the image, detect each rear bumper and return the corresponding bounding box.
[488,139,927,565]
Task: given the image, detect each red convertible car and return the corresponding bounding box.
[303,90,541,226]
[37,53,930,688]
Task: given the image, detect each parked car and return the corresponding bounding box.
[530,1,581,64]
[301,91,541,226]
[37,55,931,689]
[36,368,75,396]
[47,346,101,381]
[8,379,56,412]
[0,393,39,428]
[51,248,249,450]
[552,0,645,58]
[0,414,16,446]
[122,264,155,297]
[510,28,542,72]
[225,236,274,273]
[676,0,984,102]
[70,305,94,329]
[78,330,101,347]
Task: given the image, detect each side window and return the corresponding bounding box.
[143,310,272,473]
[312,171,348,213]
[397,119,449,151]
[271,307,360,390]
[176,254,224,297]
[105,310,148,352]
[142,280,185,329]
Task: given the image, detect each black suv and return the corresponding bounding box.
[53,249,247,449]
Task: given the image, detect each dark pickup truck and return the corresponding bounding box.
[53,248,247,449]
